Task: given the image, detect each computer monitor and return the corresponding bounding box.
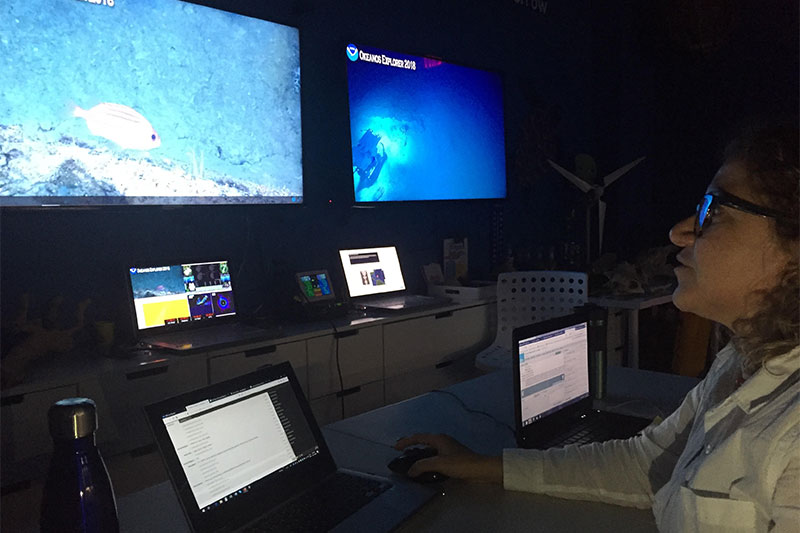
[346,43,507,203]
[1,0,302,206]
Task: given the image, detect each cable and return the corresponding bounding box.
[429,389,516,435]
[328,319,346,420]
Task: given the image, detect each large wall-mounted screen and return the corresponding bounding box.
[1,0,302,206]
[346,43,506,203]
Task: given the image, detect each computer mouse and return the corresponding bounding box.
[387,447,449,483]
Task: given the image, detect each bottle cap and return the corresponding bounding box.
[48,398,98,440]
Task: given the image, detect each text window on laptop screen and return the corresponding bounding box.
[162,377,310,511]
[519,323,590,426]
[129,261,234,330]
[339,246,405,297]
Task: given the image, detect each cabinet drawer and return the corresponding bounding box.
[97,359,206,453]
[383,305,491,377]
[1,383,79,484]
[208,340,308,393]
[307,326,382,399]
[310,380,384,426]
[384,356,481,405]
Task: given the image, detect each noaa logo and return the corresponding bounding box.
[130,268,137,274]
[346,44,359,62]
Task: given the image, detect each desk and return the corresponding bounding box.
[589,293,675,368]
[117,366,698,532]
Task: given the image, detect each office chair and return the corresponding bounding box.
[475,271,588,370]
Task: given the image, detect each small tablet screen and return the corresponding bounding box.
[295,270,336,302]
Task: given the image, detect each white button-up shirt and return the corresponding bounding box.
[503,342,800,532]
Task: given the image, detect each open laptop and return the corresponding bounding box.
[145,362,436,533]
[128,260,277,353]
[338,246,448,311]
[513,312,652,449]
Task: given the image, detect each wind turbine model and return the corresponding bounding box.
[547,155,645,263]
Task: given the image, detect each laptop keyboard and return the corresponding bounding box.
[359,295,433,308]
[244,472,391,533]
[540,415,610,449]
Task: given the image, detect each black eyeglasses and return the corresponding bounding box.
[695,190,786,236]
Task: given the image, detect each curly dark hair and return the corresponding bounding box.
[724,125,799,367]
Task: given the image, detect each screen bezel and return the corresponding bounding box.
[512,311,595,448]
[344,41,509,206]
[0,0,304,208]
[127,259,242,339]
[144,362,337,533]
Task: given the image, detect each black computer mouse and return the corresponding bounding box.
[387,447,449,483]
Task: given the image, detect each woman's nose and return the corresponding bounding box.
[669,214,696,247]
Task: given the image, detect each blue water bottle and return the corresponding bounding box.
[40,398,120,533]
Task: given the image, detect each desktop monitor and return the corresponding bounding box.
[1,0,302,206]
[345,43,507,203]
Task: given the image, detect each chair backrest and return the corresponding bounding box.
[494,270,588,349]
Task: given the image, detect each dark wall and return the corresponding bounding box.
[1,0,796,344]
[0,0,594,342]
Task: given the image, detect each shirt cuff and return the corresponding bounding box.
[503,448,546,493]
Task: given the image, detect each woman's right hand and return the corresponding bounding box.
[394,433,503,484]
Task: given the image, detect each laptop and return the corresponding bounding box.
[513,312,652,449]
[145,362,436,533]
[338,246,449,311]
[128,259,278,353]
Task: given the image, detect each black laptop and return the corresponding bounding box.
[337,246,449,311]
[128,259,277,352]
[513,312,652,449]
[145,362,435,532]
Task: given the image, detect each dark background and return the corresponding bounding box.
[1,0,797,346]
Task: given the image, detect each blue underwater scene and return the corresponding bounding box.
[0,0,302,204]
[347,45,506,203]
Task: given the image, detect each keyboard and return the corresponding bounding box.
[244,472,391,533]
[538,411,652,449]
[358,294,436,309]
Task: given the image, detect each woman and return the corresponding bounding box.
[396,126,799,532]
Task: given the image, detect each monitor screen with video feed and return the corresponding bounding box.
[129,260,236,330]
[1,0,302,206]
[345,43,506,203]
[339,246,406,298]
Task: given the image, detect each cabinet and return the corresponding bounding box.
[0,383,79,485]
[208,340,308,393]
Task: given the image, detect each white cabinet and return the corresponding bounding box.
[310,380,384,426]
[208,340,308,393]
[307,326,383,399]
[95,358,207,454]
[1,383,79,484]
[383,305,492,378]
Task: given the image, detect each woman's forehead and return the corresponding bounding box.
[707,162,759,200]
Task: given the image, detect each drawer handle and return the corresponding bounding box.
[336,385,361,398]
[245,345,277,357]
[435,360,454,369]
[434,311,453,320]
[1,394,25,406]
[126,366,168,380]
[334,329,359,339]
[129,443,157,458]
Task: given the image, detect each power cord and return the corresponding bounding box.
[327,319,346,420]
[429,389,516,435]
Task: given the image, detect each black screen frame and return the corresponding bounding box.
[144,362,337,533]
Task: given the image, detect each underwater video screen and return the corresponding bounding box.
[346,44,506,203]
[0,0,302,206]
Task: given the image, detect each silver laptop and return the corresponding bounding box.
[127,260,277,352]
[145,362,436,532]
[338,246,448,311]
[513,312,652,449]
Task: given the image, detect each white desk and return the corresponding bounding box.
[117,366,698,532]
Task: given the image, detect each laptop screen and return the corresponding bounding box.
[129,260,236,331]
[339,246,406,298]
[157,374,319,511]
[518,321,590,428]
[296,270,336,302]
